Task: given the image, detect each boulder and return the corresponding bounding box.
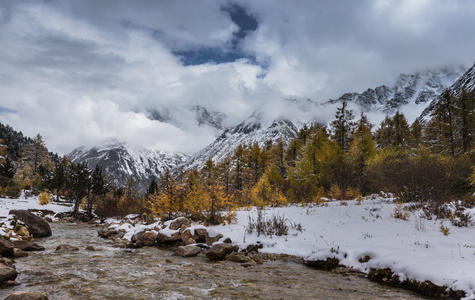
[157,231,182,245]
[180,229,196,245]
[97,227,117,238]
[173,245,201,257]
[205,243,239,261]
[0,263,17,283]
[12,240,45,251]
[131,231,144,243]
[14,225,30,237]
[55,244,79,252]
[142,231,158,246]
[9,210,51,237]
[226,252,250,263]
[0,237,14,258]
[169,218,191,230]
[4,292,49,300]
[205,232,223,246]
[194,228,207,243]
[13,248,29,258]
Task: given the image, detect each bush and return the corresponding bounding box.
[39,190,52,205]
[367,148,453,202]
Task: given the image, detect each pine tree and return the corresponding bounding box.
[51,155,69,201]
[392,111,411,149]
[68,162,91,217]
[455,88,475,153]
[232,144,245,190]
[330,101,356,152]
[410,118,423,148]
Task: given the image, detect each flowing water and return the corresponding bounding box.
[2,223,426,300]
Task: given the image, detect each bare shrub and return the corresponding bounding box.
[245,209,304,237]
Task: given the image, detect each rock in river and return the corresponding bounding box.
[55,244,79,252]
[173,245,201,257]
[12,240,45,251]
[205,243,239,261]
[9,210,52,237]
[0,263,17,284]
[0,237,14,258]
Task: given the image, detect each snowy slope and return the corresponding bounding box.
[420,62,475,123]
[328,67,465,113]
[68,143,189,192]
[182,111,300,170]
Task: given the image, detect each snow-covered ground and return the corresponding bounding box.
[1,195,475,299]
[217,197,475,300]
[0,195,71,235]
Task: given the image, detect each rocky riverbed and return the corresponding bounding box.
[0,217,428,300]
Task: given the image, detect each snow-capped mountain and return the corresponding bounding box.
[68,143,189,192]
[420,62,475,123]
[182,111,300,170]
[145,105,226,132]
[328,67,465,113]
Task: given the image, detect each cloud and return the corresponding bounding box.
[0,0,474,155]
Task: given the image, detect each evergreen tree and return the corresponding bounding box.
[68,162,91,217]
[51,155,69,201]
[455,88,475,153]
[375,115,393,149]
[392,111,411,148]
[232,144,245,190]
[330,101,356,152]
[88,165,109,218]
[410,118,423,148]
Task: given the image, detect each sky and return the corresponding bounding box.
[0,0,474,155]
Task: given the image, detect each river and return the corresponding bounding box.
[2,223,426,299]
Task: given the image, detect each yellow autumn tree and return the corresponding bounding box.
[251,166,287,207]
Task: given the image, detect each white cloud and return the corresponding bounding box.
[0,0,474,155]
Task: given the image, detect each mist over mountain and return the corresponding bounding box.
[420,62,475,123]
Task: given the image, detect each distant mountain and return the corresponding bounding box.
[192,105,226,131]
[146,105,226,132]
[328,67,465,113]
[182,111,300,170]
[420,62,475,123]
[68,143,189,192]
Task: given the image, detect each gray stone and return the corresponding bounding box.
[55,244,79,252]
[0,237,14,258]
[169,217,191,230]
[12,240,45,251]
[173,245,201,257]
[4,292,49,300]
[205,232,223,246]
[9,210,51,237]
[205,243,239,261]
[142,231,158,246]
[0,263,17,283]
[226,251,250,263]
[97,227,117,238]
[157,231,181,245]
[13,248,29,258]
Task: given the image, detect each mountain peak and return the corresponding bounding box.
[68,142,189,192]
